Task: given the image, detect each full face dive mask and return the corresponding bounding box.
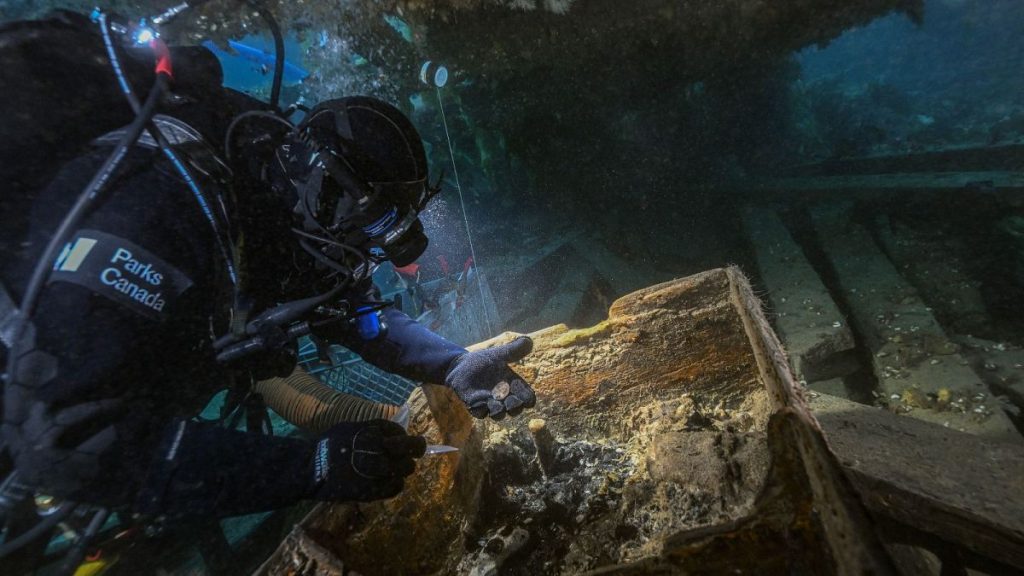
[273,97,440,280]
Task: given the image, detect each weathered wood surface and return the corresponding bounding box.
[811,202,1020,440]
[751,171,1024,194]
[783,144,1024,177]
[512,268,771,441]
[810,392,1024,571]
[743,205,858,383]
[580,267,895,575]
[264,268,1024,573]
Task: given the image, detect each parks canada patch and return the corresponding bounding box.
[48,229,194,321]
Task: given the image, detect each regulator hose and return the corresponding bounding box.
[242,0,285,110]
[0,502,77,559]
[254,368,400,433]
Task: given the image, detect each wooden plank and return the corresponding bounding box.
[785,144,1024,177]
[742,205,857,383]
[811,202,1021,440]
[749,171,1024,194]
[810,392,1024,570]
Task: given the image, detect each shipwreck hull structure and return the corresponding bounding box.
[256,267,927,575]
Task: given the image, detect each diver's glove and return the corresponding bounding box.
[444,336,536,420]
[308,419,426,502]
[6,395,124,495]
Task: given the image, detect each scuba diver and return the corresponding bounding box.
[0,4,536,569]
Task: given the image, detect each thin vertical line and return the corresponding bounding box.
[436,86,494,337]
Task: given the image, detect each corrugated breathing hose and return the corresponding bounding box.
[254,367,400,434]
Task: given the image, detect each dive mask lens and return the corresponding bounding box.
[384,219,428,267]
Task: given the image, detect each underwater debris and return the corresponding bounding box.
[261,269,914,574]
[463,431,641,574]
[879,385,1003,423]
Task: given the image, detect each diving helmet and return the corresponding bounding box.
[271,96,439,279]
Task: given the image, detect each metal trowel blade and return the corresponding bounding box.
[392,405,457,455]
[424,444,459,456]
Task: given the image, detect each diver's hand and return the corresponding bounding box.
[308,420,426,502]
[444,336,536,420]
[9,397,124,494]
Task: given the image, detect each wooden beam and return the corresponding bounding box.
[750,171,1024,195]
[810,392,1024,570]
[785,144,1024,177]
[810,202,1021,440]
[741,205,858,383]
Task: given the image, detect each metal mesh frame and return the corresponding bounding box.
[297,339,416,405]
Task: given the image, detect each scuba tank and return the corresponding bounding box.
[0,10,233,295]
[0,11,153,282]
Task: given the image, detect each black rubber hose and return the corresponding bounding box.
[254,368,400,434]
[243,0,285,111]
[57,507,110,576]
[0,503,77,559]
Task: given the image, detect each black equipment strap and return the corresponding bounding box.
[0,281,33,351]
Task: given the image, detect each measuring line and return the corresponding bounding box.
[436,86,494,337]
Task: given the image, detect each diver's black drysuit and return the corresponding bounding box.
[3,142,465,517]
[0,17,466,519]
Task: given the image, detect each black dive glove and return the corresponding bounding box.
[5,391,124,497]
[444,336,536,420]
[309,419,427,502]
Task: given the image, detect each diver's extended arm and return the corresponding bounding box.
[314,280,468,384]
[317,280,537,419]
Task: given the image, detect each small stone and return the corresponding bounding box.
[832,321,842,328]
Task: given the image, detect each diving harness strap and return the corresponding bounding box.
[0,282,33,351]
